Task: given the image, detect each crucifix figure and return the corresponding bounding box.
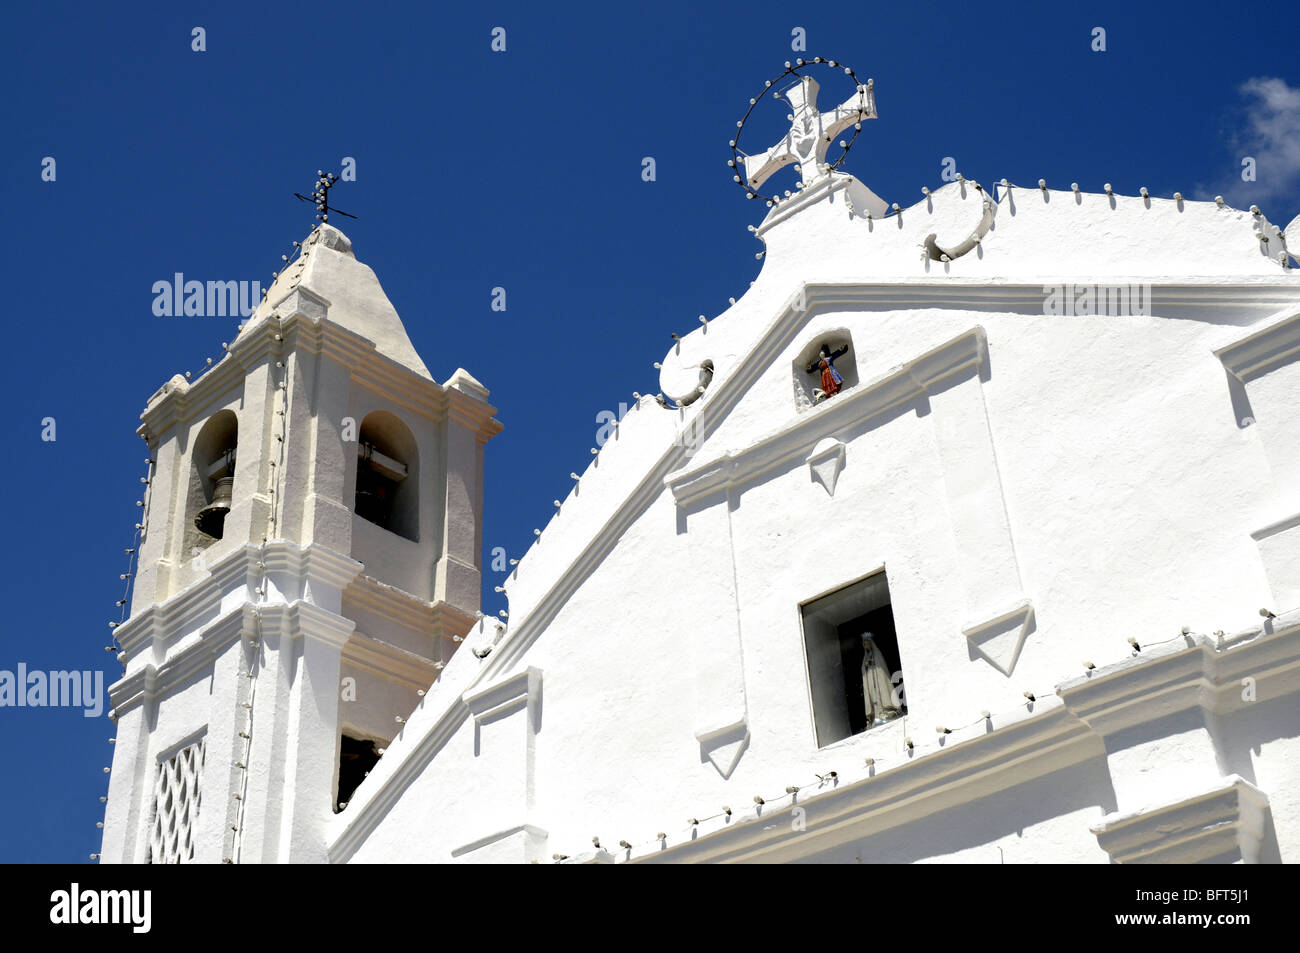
[806,341,850,402]
[742,75,876,193]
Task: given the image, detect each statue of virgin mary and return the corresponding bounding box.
[862,632,902,726]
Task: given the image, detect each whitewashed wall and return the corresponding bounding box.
[335,178,1299,864]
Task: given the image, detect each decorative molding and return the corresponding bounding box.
[450,823,548,862]
[1215,308,1300,382]
[283,600,357,650]
[490,277,1298,690]
[667,328,986,508]
[110,542,368,716]
[342,633,440,693]
[262,541,364,591]
[1215,310,1300,608]
[635,701,1095,864]
[113,543,260,665]
[268,285,330,325]
[608,615,1300,864]
[1090,775,1271,864]
[328,667,544,863]
[108,606,247,718]
[1058,615,1300,733]
[262,542,365,615]
[462,667,542,725]
[756,173,854,234]
[139,305,500,441]
[445,384,505,441]
[344,573,437,631]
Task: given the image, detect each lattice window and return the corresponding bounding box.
[147,739,205,864]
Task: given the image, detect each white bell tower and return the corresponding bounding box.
[100,223,501,863]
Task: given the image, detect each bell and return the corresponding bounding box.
[194,476,234,538]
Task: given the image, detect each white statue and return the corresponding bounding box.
[861,631,901,726]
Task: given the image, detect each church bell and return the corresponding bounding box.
[194,475,234,538]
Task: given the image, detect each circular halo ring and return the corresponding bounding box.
[729,57,870,205]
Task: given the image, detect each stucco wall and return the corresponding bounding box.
[338,182,1299,864]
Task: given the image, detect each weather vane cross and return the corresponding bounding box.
[294,169,357,226]
[741,74,876,193]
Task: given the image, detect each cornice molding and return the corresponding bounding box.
[342,574,477,644]
[1215,308,1300,382]
[633,702,1095,864]
[462,667,541,724]
[612,616,1300,864]
[1090,775,1270,863]
[284,600,357,650]
[1057,614,1300,735]
[136,293,500,437]
[260,540,364,593]
[114,544,262,664]
[666,327,985,508]
[115,541,362,685]
[445,386,503,437]
[341,634,439,692]
[344,574,435,631]
[108,606,247,717]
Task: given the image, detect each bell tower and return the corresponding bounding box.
[100,223,501,863]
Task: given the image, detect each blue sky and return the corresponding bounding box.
[1,1,1297,863]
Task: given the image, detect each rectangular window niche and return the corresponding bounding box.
[801,571,906,748]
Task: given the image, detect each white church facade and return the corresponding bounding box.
[101,72,1300,864]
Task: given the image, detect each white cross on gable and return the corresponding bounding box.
[742,75,876,192]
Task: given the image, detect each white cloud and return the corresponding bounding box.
[1199,76,1300,218]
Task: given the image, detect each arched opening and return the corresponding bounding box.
[355,411,419,541]
[184,410,238,549]
[793,331,858,412]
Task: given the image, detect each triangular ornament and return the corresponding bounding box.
[696,721,750,779]
[807,437,846,496]
[963,601,1034,676]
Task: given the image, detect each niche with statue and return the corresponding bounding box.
[792,331,858,411]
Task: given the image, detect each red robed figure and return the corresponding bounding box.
[806,343,849,398]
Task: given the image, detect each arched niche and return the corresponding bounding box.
[355,411,419,542]
[184,410,238,551]
[792,330,859,412]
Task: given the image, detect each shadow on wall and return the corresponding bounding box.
[1215,694,1295,863]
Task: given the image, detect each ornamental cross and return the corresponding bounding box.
[742,76,876,191]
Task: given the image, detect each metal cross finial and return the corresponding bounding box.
[294,170,357,225]
[741,76,876,192]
